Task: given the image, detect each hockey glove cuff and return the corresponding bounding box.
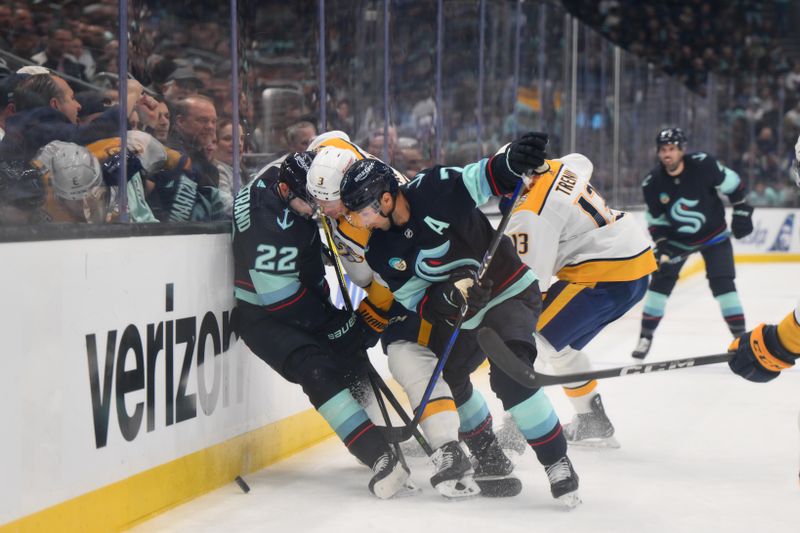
[731,203,754,239]
[728,324,797,383]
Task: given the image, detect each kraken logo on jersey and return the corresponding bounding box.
[670,198,706,234]
[414,241,480,282]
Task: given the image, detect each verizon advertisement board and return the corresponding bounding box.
[0,232,388,527]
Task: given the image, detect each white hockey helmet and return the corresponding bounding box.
[306,146,359,202]
[307,130,350,152]
[126,130,168,176]
[35,141,102,200]
[558,153,594,181]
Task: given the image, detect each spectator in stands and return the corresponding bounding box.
[285,120,317,153]
[0,5,11,49]
[150,98,171,143]
[214,118,244,202]
[0,74,145,161]
[0,73,27,141]
[75,90,114,125]
[31,29,87,83]
[161,65,202,102]
[366,125,398,164]
[395,137,430,179]
[168,95,219,187]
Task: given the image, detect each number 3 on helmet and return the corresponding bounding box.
[306,146,359,202]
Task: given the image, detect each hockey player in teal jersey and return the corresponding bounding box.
[633,127,754,359]
[231,152,411,499]
[339,132,582,508]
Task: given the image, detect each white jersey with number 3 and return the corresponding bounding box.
[505,154,656,292]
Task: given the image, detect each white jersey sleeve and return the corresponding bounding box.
[507,157,656,286]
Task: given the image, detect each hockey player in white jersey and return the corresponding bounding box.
[304,130,510,499]
[500,153,657,447]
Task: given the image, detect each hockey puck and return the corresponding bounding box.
[235,475,251,493]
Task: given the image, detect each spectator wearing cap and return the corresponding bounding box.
[31,29,87,83]
[161,65,202,102]
[0,73,28,141]
[167,95,219,188]
[0,74,145,161]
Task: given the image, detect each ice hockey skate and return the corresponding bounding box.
[563,394,620,448]
[631,336,652,359]
[545,456,581,508]
[429,441,481,499]
[467,429,523,498]
[369,452,417,499]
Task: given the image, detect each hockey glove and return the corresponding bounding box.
[317,309,367,357]
[421,269,493,326]
[730,203,754,239]
[488,132,550,194]
[728,324,797,383]
[356,298,387,348]
[653,239,688,266]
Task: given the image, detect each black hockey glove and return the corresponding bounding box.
[728,324,797,383]
[421,269,493,326]
[653,239,688,266]
[317,309,367,357]
[489,132,549,194]
[730,203,754,239]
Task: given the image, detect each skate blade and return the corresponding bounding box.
[556,491,582,509]
[391,480,422,498]
[475,476,523,497]
[567,436,620,449]
[435,477,481,500]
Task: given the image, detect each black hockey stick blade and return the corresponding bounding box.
[478,327,732,388]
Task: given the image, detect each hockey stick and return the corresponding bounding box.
[477,327,732,388]
[658,232,728,266]
[382,173,536,443]
[318,213,414,462]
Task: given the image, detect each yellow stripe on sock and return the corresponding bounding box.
[562,380,597,398]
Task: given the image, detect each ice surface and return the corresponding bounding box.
[131,262,800,533]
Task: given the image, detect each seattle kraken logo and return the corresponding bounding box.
[276,208,294,230]
[670,198,706,234]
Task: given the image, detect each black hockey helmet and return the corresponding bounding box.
[656,127,687,150]
[340,159,398,212]
[279,151,315,204]
[0,159,46,209]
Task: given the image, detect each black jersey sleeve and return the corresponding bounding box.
[641,171,670,242]
[703,153,747,204]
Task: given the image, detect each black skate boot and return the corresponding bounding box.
[369,451,414,499]
[545,456,581,508]
[430,441,480,499]
[631,336,652,359]
[563,394,620,448]
[463,421,522,497]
